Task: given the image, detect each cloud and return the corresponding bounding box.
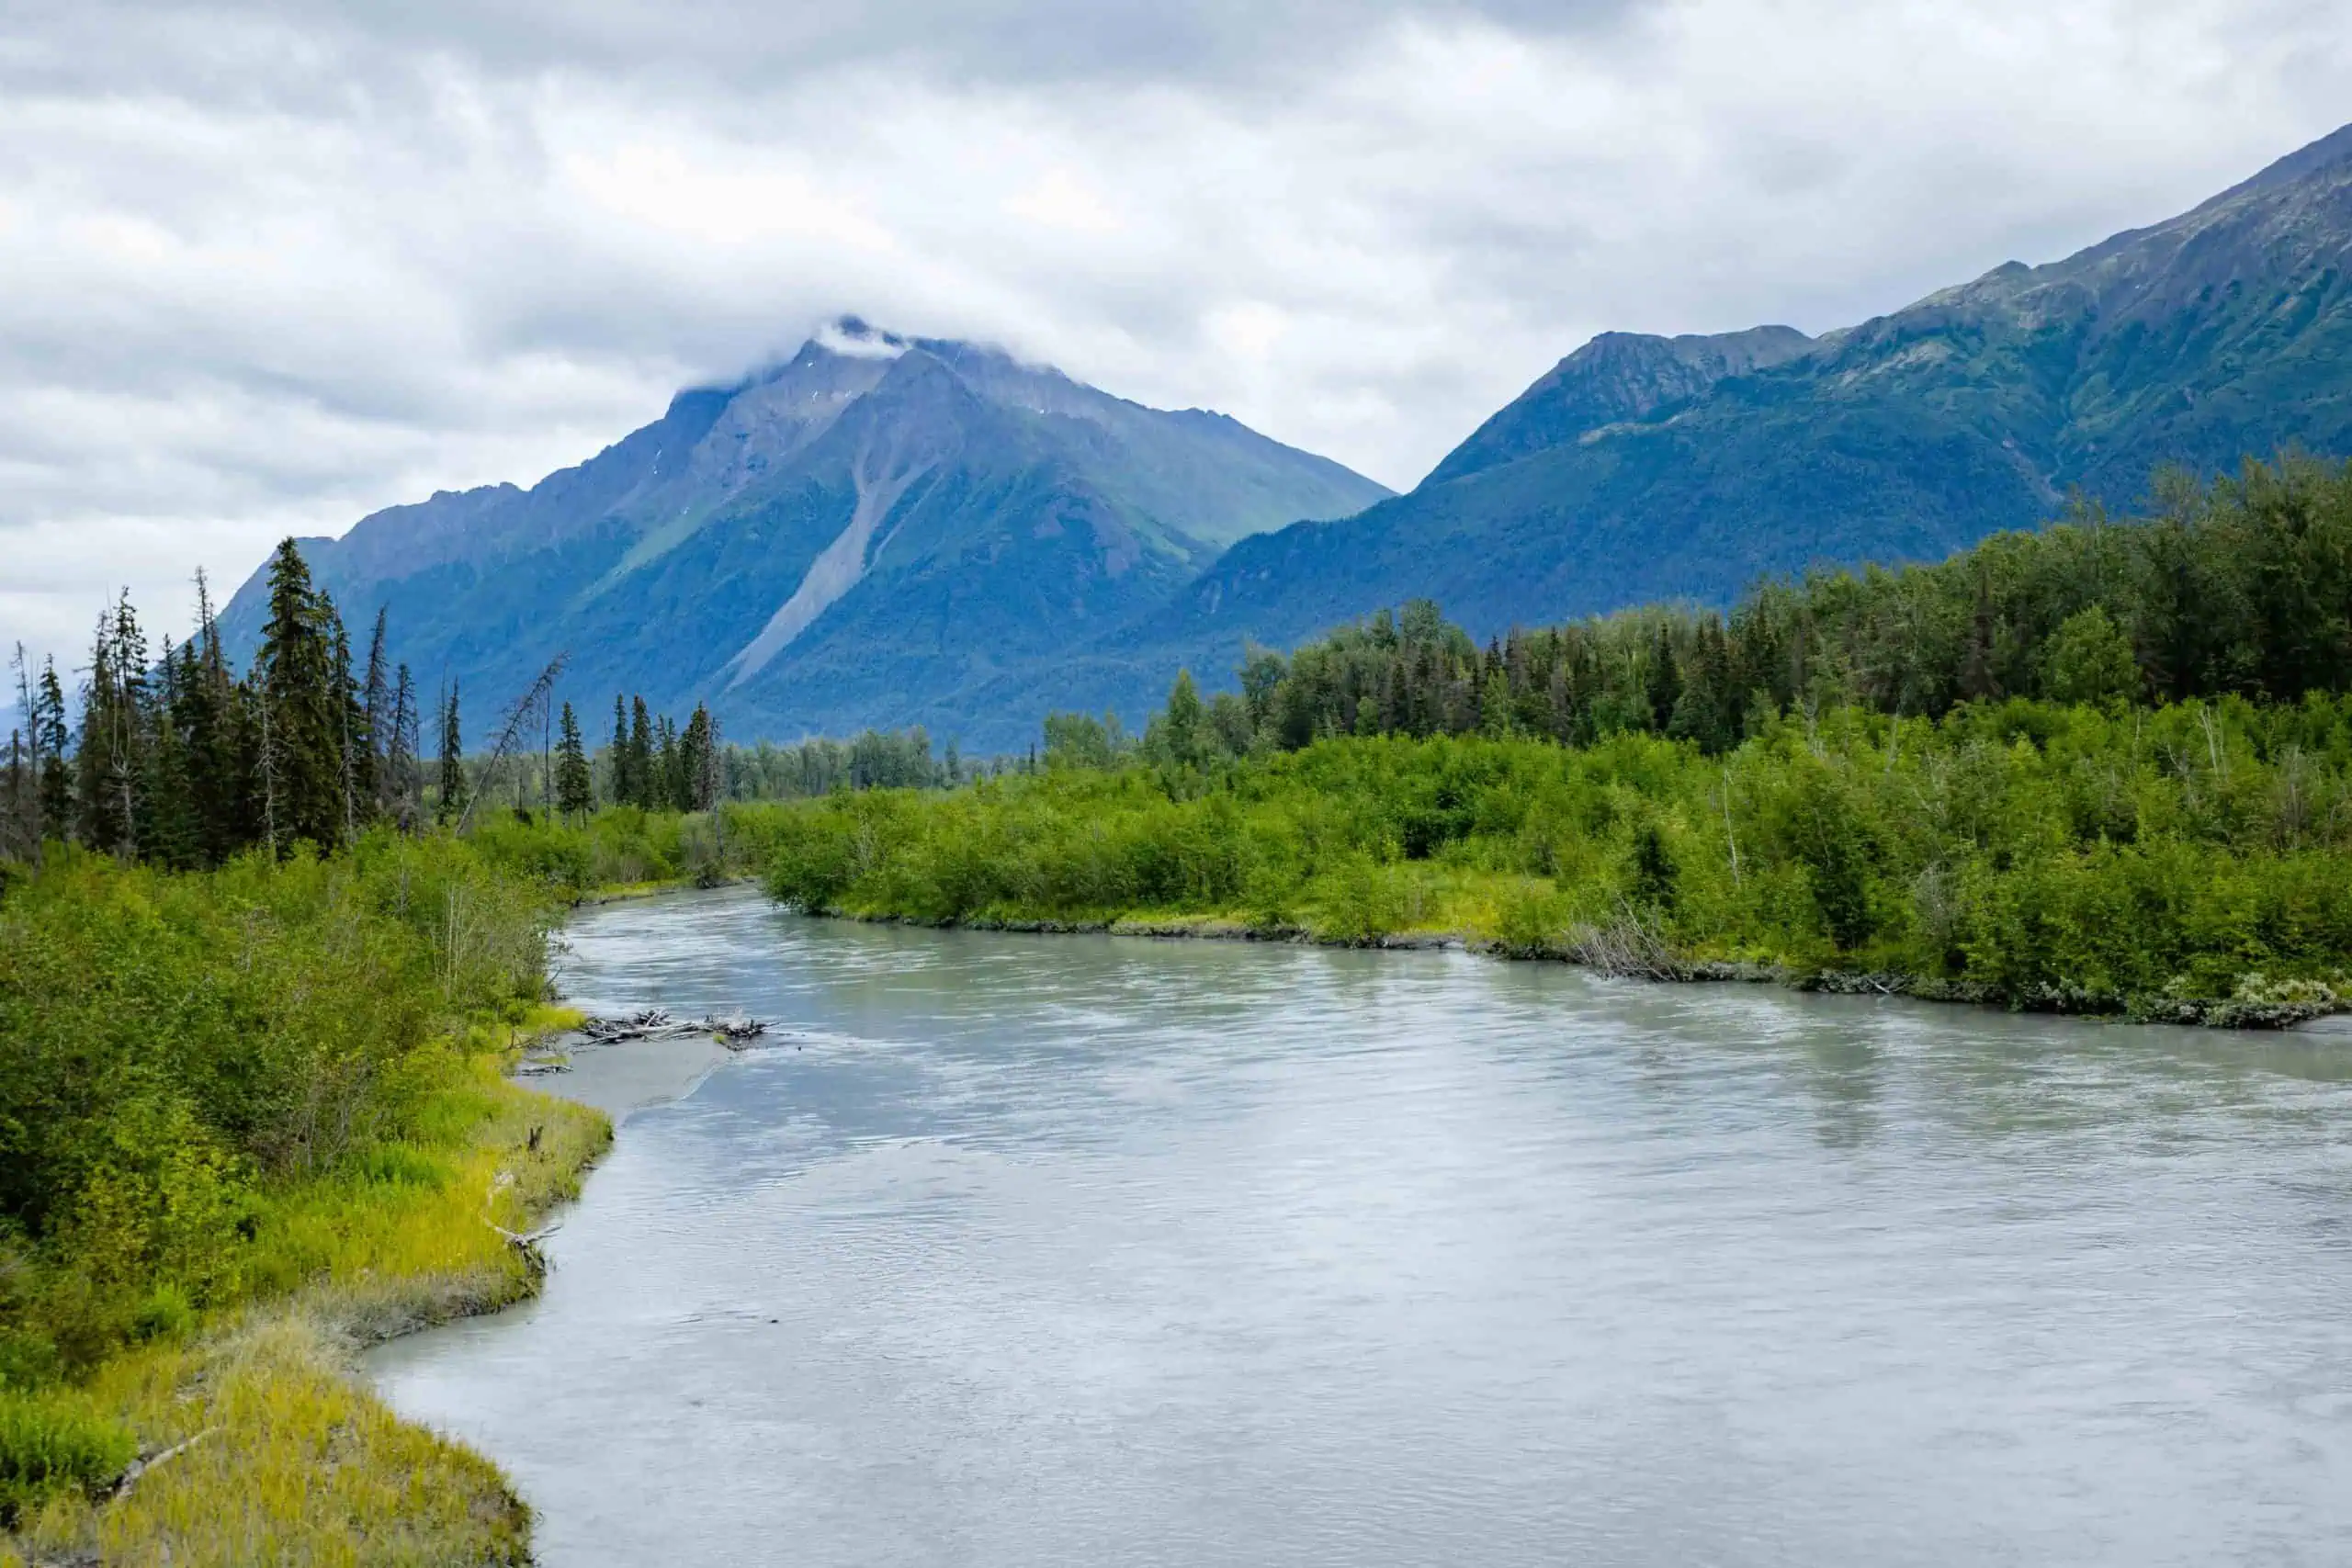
[2,0,2348,689]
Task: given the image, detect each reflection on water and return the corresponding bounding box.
[374,886,2352,1566]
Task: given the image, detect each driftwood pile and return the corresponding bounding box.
[581,1007,769,1048]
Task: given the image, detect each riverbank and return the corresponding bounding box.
[825,905,2351,1030]
[0,841,619,1566]
[2,1057,609,1566]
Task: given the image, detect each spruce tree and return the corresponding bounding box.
[33,657,70,841]
[679,705,718,812]
[555,702,594,819]
[387,664,421,829]
[437,679,469,825]
[655,716,683,809]
[141,637,200,868]
[254,539,345,846]
[628,697,654,809]
[610,695,630,808]
[330,610,363,845]
[75,597,147,856]
[362,609,390,781]
[178,574,255,863]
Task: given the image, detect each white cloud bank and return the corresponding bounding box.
[2,0,2348,679]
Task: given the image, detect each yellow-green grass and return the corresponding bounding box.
[3,1065,610,1567]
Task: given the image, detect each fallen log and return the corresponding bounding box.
[579,1010,769,1047]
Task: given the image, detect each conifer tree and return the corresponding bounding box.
[141,637,200,868]
[387,664,421,829]
[437,679,468,825]
[555,701,594,819]
[610,695,631,807]
[75,596,148,856]
[175,574,254,863]
[32,656,71,842]
[679,704,718,811]
[331,611,362,845]
[628,696,655,808]
[655,715,683,809]
[254,539,345,846]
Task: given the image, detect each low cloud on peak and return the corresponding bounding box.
[3,0,2350,679]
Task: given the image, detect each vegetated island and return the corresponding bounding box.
[747,459,2352,1029]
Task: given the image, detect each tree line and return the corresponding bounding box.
[1,541,434,870]
[1099,457,2352,766]
[0,536,1016,870]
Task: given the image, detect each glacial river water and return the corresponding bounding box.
[372,886,2352,1566]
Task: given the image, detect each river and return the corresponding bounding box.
[372,885,2352,1566]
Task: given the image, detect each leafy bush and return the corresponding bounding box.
[0,1391,137,1523]
[750,699,2352,1015]
[0,832,558,1374]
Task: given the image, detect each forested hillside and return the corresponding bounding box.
[978,122,2352,733]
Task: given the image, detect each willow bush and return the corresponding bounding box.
[761,695,2352,1021]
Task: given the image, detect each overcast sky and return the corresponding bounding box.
[4,0,2349,685]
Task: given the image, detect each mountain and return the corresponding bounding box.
[220,321,1390,748]
[1017,121,2352,727]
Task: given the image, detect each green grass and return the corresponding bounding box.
[2,1066,608,1566]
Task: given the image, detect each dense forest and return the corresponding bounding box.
[1070,457,2352,766]
[0,541,993,870]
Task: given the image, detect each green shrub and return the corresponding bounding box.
[738,700,2352,1014]
[0,1390,138,1523]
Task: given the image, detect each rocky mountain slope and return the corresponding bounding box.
[220,321,1390,744]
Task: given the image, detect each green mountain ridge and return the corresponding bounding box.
[979,120,2352,739]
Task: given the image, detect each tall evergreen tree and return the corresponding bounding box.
[75,595,148,856]
[655,715,683,809]
[609,695,630,808]
[183,579,255,863]
[628,696,655,809]
[141,637,201,868]
[30,655,71,843]
[555,702,594,818]
[361,607,391,791]
[679,705,718,812]
[437,679,469,825]
[253,539,345,847]
[330,609,363,846]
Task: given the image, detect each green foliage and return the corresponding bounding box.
[755,702,2352,1016]
[2041,606,2141,708]
[554,702,594,819]
[1043,711,1125,771]
[0,833,554,1376]
[0,1389,139,1523]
